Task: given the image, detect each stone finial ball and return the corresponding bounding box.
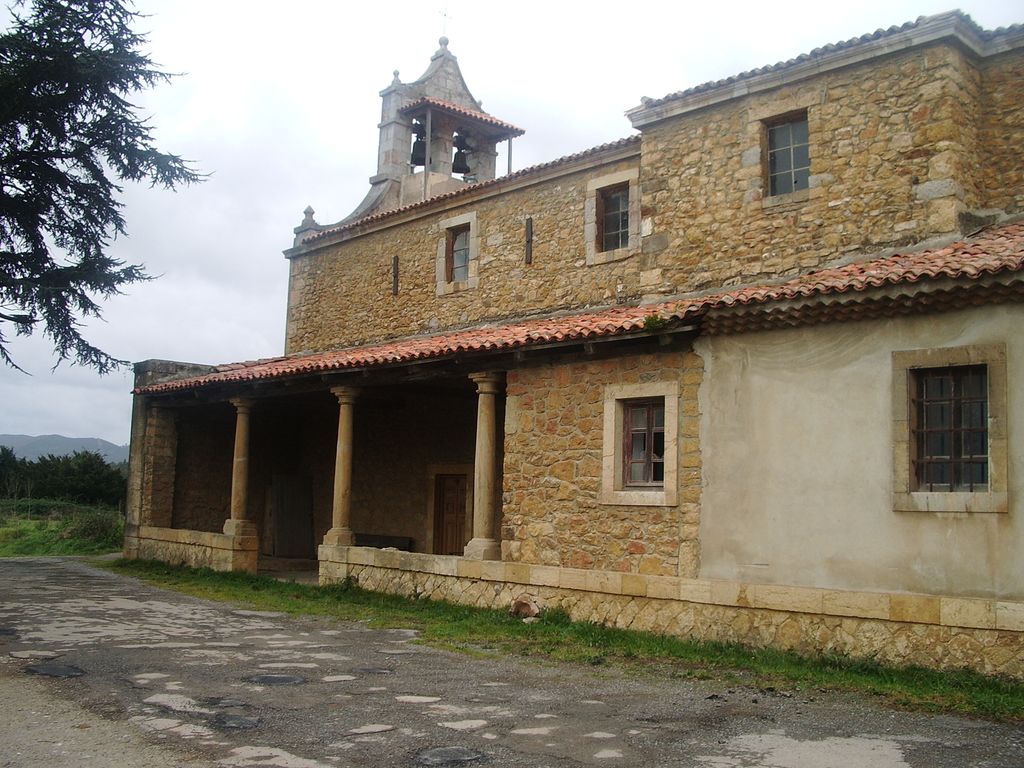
[439,36,449,48]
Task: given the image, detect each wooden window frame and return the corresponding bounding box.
[622,399,665,488]
[765,111,810,197]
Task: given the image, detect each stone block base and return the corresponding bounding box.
[318,546,1024,679]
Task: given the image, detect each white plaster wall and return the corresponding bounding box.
[697,304,1023,600]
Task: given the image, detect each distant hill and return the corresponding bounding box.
[0,434,129,464]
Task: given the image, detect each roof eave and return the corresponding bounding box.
[627,13,1023,129]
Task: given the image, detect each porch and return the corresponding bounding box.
[124,367,506,577]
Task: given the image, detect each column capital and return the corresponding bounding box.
[331,385,359,405]
[230,397,254,413]
[469,371,504,395]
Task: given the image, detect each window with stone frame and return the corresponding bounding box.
[766,112,810,196]
[601,381,677,507]
[910,365,988,492]
[435,211,478,296]
[892,344,1007,514]
[622,399,665,487]
[597,183,629,253]
[446,224,471,282]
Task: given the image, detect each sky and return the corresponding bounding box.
[1,0,1020,446]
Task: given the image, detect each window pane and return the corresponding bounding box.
[793,168,809,191]
[790,119,809,145]
[962,461,988,488]
[962,430,986,457]
[923,374,950,398]
[631,433,647,461]
[629,408,647,429]
[925,431,949,458]
[924,402,950,428]
[770,148,791,173]
[792,143,810,171]
[653,407,664,429]
[769,123,790,148]
[652,462,664,483]
[629,462,645,484]
[653,431,664,460]
[453,229,468,250]
[923,462,950,487]
[961,401,986,428]
[962,369,987,397]
[771,173,792,195]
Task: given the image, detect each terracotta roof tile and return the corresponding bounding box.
[399,96,525,137]
[300,136,640,245]
[139,221,1024,396]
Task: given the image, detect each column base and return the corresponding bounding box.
[323,526,355,546]
[463,537,501,560]
[223,519,258,537]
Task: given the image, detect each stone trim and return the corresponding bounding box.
[600,381,679,506]
[436,211,479,295]
[585,168,640,266]
[318,545,1023,633]
[891,343,1008,513]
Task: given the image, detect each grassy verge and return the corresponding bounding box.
[0,499,123,556]
[104,558,1024,721]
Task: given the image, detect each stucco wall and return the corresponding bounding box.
[698,304,1023,600]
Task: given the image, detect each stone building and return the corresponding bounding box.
[126,13,1024,677]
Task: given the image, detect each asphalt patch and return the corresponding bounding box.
[247,674,306,685]
[351,666,393,675]
[414,746,485,765]
[25,663,85,678]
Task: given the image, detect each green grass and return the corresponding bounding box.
[104,558,1024,722]
[0,499,123,556]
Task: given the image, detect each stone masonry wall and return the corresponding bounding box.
[286,155,640,355]
[639,45,988,298]
[349,389,476,551]
[140,405,177,529]
[285,41,1022,358]
[980,49,1024,216]
[171,405,234,533]
[502,350,702,576]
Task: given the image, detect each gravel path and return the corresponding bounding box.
[0,557,1020,767]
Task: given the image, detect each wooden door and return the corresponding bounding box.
[433,474,467,555]
[272,474,314,559]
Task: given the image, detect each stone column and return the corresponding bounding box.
[464,372,503,560]
[223,399,256,537]
[323,386,358,546]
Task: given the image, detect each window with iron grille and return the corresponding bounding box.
[598,183,629,252]
[622,399,665,487]
[767,114,810,196]
[446,224,470,282]
[911,365,988,491]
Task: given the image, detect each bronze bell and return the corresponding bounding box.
[410,123,426,167]
[452,132,471,175]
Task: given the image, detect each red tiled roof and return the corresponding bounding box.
[139,221,1024,396]
[399,96,525,137]
[300,136,640,245]
[639,11,1022,111]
